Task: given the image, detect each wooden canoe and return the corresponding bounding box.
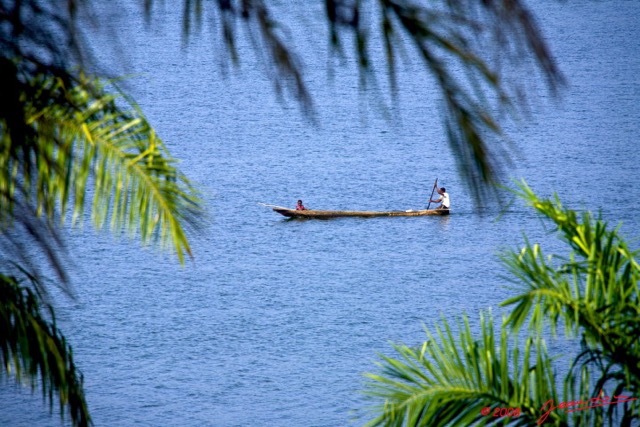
[272,207,450,219]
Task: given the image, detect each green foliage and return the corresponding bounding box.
[1,73,201,263]
[1,272,90,427]
[2,3,202,423]
[147,0,564,203]
[0,69,202,424]
[503,181,640,424]
[364,314,562,426]
[0,71,202,424]
[364,182,640,426]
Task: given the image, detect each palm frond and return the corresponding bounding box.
[502,181,640,391]
[363,184,640,427]
[498,181,640,422]
[0,273,90,427]
[1,73,202,264]
[141,0,564,204]
[363,313,565,426]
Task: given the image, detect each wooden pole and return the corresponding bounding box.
[427,178,438,210]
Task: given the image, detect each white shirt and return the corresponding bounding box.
[441,192,450,208]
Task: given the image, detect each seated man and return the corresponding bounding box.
[430,187,450,210]
[295,200,307,210]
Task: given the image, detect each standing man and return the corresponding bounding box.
[430,187,450,210]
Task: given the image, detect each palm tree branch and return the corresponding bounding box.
[18,75,202,263]
[363,313,565,426]
[0,273,91,427]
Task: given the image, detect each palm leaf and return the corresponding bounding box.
[499,181,640,422]
[0,272,90,427]
[363,313,566,426]
[140,0,564,204]
[1,73,202,265]
[502,182,640,392]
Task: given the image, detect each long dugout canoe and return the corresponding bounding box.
[273,207,450,219]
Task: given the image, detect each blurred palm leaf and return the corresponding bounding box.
[2,2,203,424]
[0,272,90,427]
[146,0,564,203]
[1,62,201,427]
[1,73,201,267]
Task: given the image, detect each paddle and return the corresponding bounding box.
[426,178,438,210]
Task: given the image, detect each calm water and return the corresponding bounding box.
[3,1,640,426]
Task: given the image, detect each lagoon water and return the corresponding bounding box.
[2,1,640,426]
